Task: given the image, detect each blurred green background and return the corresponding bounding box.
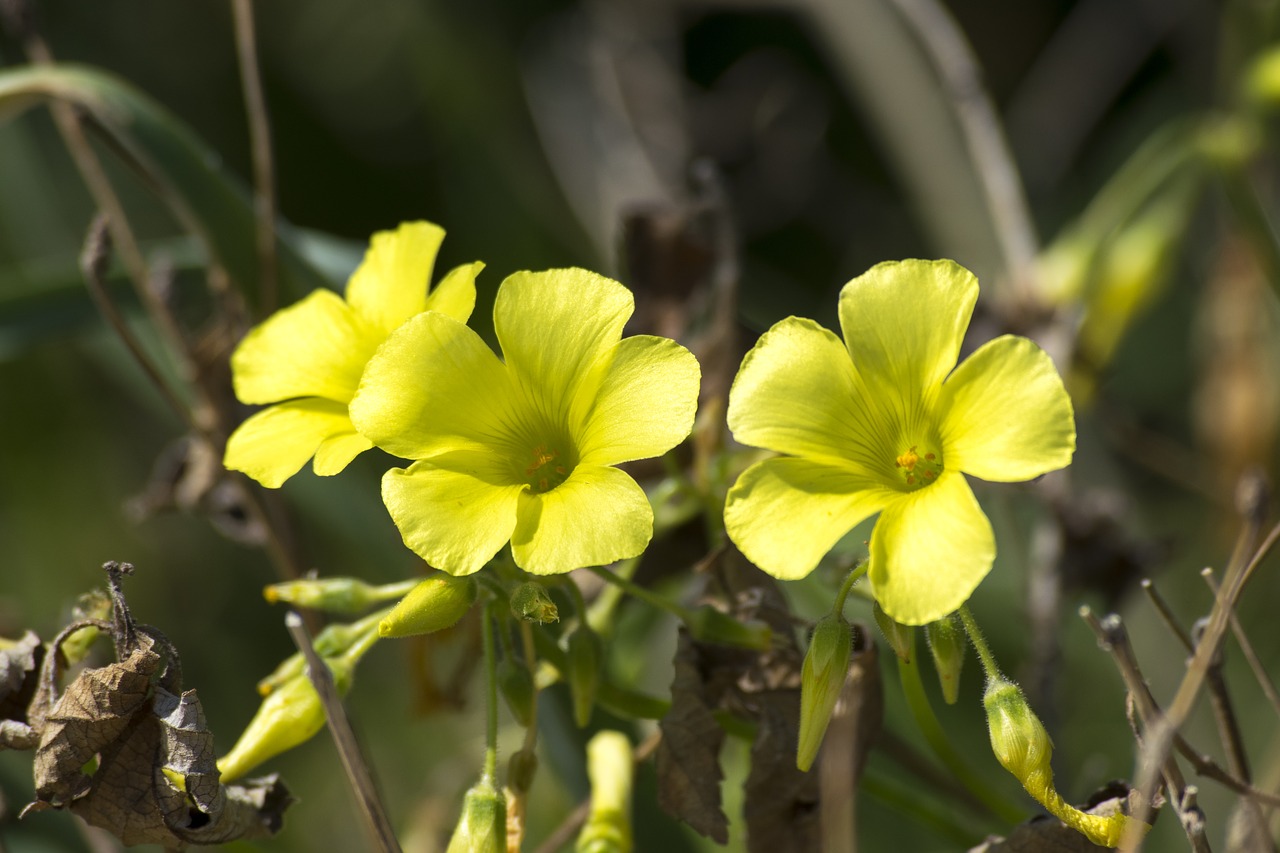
[3,0,1280,851]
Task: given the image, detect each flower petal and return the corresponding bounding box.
[345,221,445,334]
[494,269,633,422]
[725,457,893,580]
[231,289,373,405]
[511,465,652,574]
[727,317,884,471]
[868,472,994,626]
[939,335,1076,482]
[382,453,523,576]
[350,311,517,460]
[838,259,977,405]
[224,399,361,488]
[577,335,700,467]
[424,261,482,324]
[313,431,374,476]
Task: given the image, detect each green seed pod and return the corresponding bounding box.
[264,577,416,615]
[566,625,601,729]
[576,730,634,853]
[924,614,965,705]
[446,775,506,853]
[872,600,913,663]
[378,575,478,638]
[498,657,536,728]
[796,613,852,772]
[983,678,1053,798]
[510,582,559,623]
[685,605,772,651]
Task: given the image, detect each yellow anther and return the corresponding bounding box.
[896,446,919,470]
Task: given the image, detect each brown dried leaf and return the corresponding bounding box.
[0,631,41,724]
[743,694,819,853]
[154,687,223,819]
[656,628,729,843]
[818,624,883,848]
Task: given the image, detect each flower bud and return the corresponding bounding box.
[378,575,478,638]
[446,775,506,853]
[796,613,852,772]
[498,657,536,728]
[507,748,539,795]
[264,577,416,615]
[510,582,559,623]
[566,625,601,728]
[983,678,1053,799]
[577,730,633,853]
[924,615,965,705]
[256,609,386,695]
[872,600,913,663]
[1247,46,1280,107]
[685,605,772,650]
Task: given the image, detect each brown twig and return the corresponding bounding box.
[229,0,278,312]
[1140,578,1195,655]
[1201,567,1280,719]
[284,612,401,853]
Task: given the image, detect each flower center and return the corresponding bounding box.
[524,444,571,493]
[894,445,943,491]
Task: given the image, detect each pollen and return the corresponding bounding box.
[895,444,942,490]
[524,444,572,493]
[896,447,920,470]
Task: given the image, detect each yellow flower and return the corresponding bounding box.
[724,259,1075,625]
[348,268,700,575]
[224,221,482,488]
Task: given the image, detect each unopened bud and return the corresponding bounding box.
[446,775,506,853]
[685,605,772,650]
[925,615,965,705]
[872,600,913,663]
[797,613,852,772]
[498,657,535,728]
[264,577,415,614]
[566,625,601,728]
[378,575,477,638]
[507,748,539,795]
[577,730,633,853]
[983,678,1052,798]
[257,610,386,695]
[510,582,559,623]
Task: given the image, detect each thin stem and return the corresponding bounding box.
[1139,578,1195,654]
[230,0,278,311]
[896,633,1023,824]
[832,560,869,615]
[283,612,401,853]
[1201,567,1280,717]
[482,603,499,781]
[956,605,1000,682]
[587,565,692,623]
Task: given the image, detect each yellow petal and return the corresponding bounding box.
[725,457,893,580]
[868,472,994,626]
[838,259,977,406]
[350,311,516,460]
[727,317,886,472]
[577,335,700,467]
[231,289,373,405]
[224,399,362,488]
[939,335,1076,482]
[424,261,483,323]
[314,431,374,476]
[495,269,633,423]
[511,465,651,575]
[346,221,445,334]
[382,453,524,576]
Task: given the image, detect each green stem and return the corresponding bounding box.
[588,565,693,623]
[585,556,640,633]
[897,632,1023,824]
[482,603,499,781]
[957,605,1001,682]
[832,560,869,615]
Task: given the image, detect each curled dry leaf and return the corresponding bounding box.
[11,562,292,849]
[0,630,42,730]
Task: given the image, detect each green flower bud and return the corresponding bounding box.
[264,577,416,615]
[566,625,601,728]
[796,613,852,772]
[257,609,386,695]
[872,600,913,663]
[983,678,1053,798]
[924,615,965,705]
[577,730,633,853]
[446,775,506,853]
[507,748,539,795]
[1246,46,1280,108]
[685,606,773,650]
[498,657,536,728]
[510,582,559,623]
[378,575,478,639]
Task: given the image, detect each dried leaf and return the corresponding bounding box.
[154,687,223,818]
[743,695,819,853]
[818,624,883,849]
[0,631,41,722]
[656,628,729,843]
